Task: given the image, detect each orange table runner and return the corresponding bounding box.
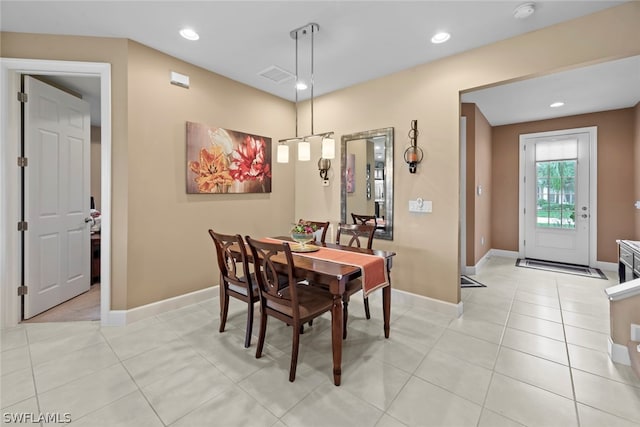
[265,238,389,296]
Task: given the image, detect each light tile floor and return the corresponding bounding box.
[2,256,640,426]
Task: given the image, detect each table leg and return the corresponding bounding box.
[331,294,343,386]
[383,285,391,339]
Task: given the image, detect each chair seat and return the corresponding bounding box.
[228,279,258,297]
[227,273,258,297]
[266,285,334,319]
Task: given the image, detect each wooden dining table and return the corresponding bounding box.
[265,237,396,386]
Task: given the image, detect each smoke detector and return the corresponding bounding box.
[513,2,536,19]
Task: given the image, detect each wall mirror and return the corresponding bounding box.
[341,127,394,240]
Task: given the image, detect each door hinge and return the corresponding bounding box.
[523,239,526,246]
[17,221,28,231]
[17,286,28,296]
[524,208,526,214]
[17,92,28,103]
[17,157,28,167]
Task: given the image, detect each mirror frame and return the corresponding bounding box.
[341,127,394,240]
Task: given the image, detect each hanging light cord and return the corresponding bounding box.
[280,23,330,145]
[310,24,315,136]
[294,30,299,139]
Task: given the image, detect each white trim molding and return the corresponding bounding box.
[389,288,464,318]
[608,337,631,366]
[103,286,218,326]
[490,249,519,259]
[605,278,640,301]
[632,324,640,342]
[1,58,111,329]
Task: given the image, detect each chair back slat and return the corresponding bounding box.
[209,230,253,290]
[245,237,300,317]
[297,219,330,243]
[336,223,375,250]
[351,213,377,228]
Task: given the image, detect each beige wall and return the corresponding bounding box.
[1,33,295,310]
[90,126,101,211]
[296,2,640,304]
[461,103,492,265]
[610,294,640,346]
[2,2,640,310]
[124,40,295,308]
[492,108,636,263]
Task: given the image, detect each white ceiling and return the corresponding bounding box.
[3,1,637,126]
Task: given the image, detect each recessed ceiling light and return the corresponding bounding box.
[179,28,199,41]
[296,81,307,90]
[513,2,536,19]
[431,32,451,44]
[550,101,565,108]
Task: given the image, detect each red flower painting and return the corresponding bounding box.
[230,135,272,182]
[186,122,272,194]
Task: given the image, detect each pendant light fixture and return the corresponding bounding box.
[277,22,335,163]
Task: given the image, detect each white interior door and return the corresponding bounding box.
[523,131,591,265]
[23,76,91,319]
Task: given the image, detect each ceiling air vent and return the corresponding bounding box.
[258,65,294,84]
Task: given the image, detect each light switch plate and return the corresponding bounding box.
[409,199,432,213]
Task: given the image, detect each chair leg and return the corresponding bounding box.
[256,310,267,359]
[364,296,371,320]
[219,289,229,333]
[244,302,254,348]
[289,322,300,382]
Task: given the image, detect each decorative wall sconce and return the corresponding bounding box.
[403,119,423,173]
[318,158,331,183]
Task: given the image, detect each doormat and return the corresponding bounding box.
[461,275,486,288]
[515,258,607,279]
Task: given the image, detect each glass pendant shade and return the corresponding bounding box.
[298,140,311,161]
[277,144,289,163]
[321,137,335,159]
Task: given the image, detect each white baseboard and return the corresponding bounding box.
[608,337,631,366]
[391,288,463,318]
[490,249,519,259]
[463,249,519,276]
[595,261,617,272]
[463,250,488,276]
[632,324,640,342]
[101,286,218,326]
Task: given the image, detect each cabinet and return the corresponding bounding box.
[617,240,640,283]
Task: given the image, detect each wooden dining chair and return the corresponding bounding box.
[298,219,330,243]
[245,236,334,382]
[208,229,259,348]
[335,223,376,337]
[351,213,377,228]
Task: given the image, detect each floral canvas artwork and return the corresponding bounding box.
[186,122,272,193]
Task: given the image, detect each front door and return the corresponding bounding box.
[23,76,91,319]
[522,130,592,265]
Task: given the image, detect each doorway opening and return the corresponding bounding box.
[0,59,112,328]
[518,127,597,267]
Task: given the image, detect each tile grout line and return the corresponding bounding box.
[556,278,582,427]
[474,272,519,427]
[99,319,168,427]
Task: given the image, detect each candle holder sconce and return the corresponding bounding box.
[403,119,423,173]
